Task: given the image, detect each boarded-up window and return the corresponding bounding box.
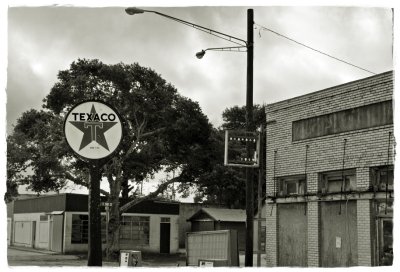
[293,100,393,141]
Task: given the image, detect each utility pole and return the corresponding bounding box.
[125,6,256,266]
[257,124,265,266]
[245,8,254,267]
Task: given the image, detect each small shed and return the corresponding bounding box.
[187,208,246,251]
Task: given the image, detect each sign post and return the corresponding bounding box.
[64,101,123,266]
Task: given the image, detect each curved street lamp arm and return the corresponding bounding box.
[126,7,247,47]
[196,46,247,59]
[204,46,247,52]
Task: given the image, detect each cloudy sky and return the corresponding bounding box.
[6,4,394,134]
[2,1,396,199]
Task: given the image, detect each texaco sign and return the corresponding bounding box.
[64,101,123,160]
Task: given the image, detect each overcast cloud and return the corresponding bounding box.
[2,3,396,199]
[6,5,393,134]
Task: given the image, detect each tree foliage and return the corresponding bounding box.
[194,104,267,208]
[7,59,214,258]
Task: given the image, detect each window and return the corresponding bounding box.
[379,219,393,265]
[72,214,88,244]
[278,175,306,196]
[40,215,48,221]
[320,169,356,193]
[120,216,150,245]
[375,200,393,266]
[71,214,106,244]
[161,217,170,223]
[292,100,393,141]
[371,166,393,191]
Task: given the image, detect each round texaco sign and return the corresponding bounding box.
[64,101,123,160]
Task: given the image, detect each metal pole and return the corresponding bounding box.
[88,161,103,266]
[245,8,254,267]
[257,124,264,266]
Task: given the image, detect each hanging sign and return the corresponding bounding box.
[64,101,123,160]
[224,130,260,168]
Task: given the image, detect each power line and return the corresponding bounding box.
[255,23,377,75]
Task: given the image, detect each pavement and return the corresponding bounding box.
[7,246,266,267]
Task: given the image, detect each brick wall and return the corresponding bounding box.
[264,71,394,266]
[357,200,372,266]
[307,201,319,266]
[265,203,277,267]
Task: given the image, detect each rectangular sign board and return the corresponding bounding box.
[224,130,260,168]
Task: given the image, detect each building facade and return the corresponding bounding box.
[178,202,226,248]
[187,208,247,251]
[265,71,394,267]
[11,193,180,254]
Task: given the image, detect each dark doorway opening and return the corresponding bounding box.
[160,218,170,254]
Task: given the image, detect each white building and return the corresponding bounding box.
[11,193,180,254]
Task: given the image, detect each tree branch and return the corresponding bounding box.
[119,177,178,213]
[141,127,166,138]
[64,171,109,197]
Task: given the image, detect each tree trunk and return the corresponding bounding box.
[105,174,122,260]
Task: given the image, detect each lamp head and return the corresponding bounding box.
[125,7,145,15]
[196,50,206,59]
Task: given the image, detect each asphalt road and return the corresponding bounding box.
[8,247,266,267]
[7,247,185,267]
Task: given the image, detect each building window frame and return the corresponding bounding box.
[370,165,394,191]
[71,214,106,244]
[277,174,306,197]
[120,215,150,245]
[319,169,356,194]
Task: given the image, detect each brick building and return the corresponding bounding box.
[265,71,394,267]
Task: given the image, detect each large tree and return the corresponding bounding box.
[7,59,214,259]
[194,104,267,208]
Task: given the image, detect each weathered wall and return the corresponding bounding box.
[179,203,226,248]
[320,201,358,267]
[63,212,179,254]
[218,222,246,251]
[13,213,50,250]
[265,71,394,267]
[277,203,307,267]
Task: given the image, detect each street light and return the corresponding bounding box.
[195,46,247,59]
[125,7,255,267]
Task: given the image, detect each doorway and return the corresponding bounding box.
[160,217,170,254]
